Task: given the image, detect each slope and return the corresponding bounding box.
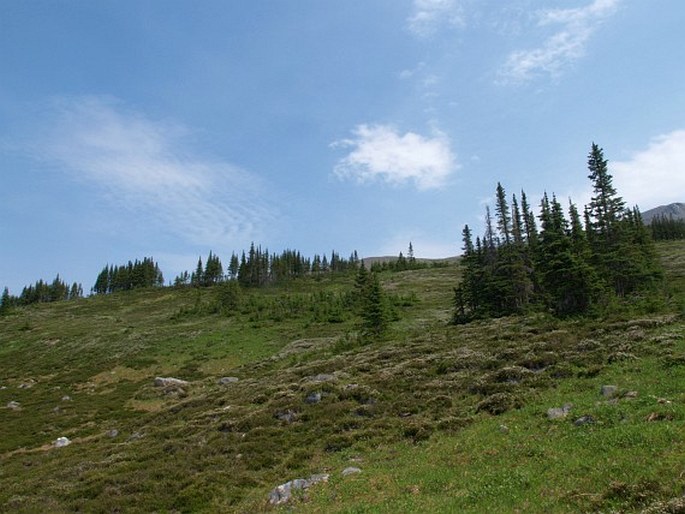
[0,242,683,513]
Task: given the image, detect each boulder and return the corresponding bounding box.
[268,473,329,505]
[6,400,21,410]
[54,437,71,448]
[218,376,239,385]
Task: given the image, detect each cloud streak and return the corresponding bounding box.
[408,0,464,38]
[500,0,620,83]
[332,124,457,190]
[36,96,273,246]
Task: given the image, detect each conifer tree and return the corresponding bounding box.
[536,195,599,316]
[228,252,240,279]
[586,143,625,246]
[354,264,389,339]
[520,191,537,246]
[495,182,511,245]
[0,287,13,314]
[408,242,416,268]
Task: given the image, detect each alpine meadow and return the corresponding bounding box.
[3,1,685,513]
[2,144,685,512]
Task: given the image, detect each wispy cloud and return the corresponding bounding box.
[332,124,457,190]
[34,96,273,246]
[612,130,685,209]
[500,0,620,83]
[408,0,465,38]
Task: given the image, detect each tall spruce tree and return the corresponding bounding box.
[495,182,512,245]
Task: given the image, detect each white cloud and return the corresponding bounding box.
[35,96,273,246]
[408,0,464,38]
[332,124,457,190]
[500,0,620,83]
[612,130,685,210]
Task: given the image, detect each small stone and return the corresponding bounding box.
[623,391,638,399]
[342,467,362,477]
[499,424,510,433]
[547,403,572,420]
[600,385,618,397]
[218,376,239,385]
[6,400,21,410]
[128,432,143,441]
[268,473,329,505]
[106,429,119,438]
[61,395,72,401]
[311,373,335,383]
[154,377,188,388]
[574,415,595,426]
[276,410,298,424]
[54,437,71,448]
[305,392,322,404]
[53,406,61,413]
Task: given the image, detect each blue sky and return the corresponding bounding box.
[2,0,685,294]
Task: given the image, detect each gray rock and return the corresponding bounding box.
[154,377,188,388]
[342,467,362,477]
[268,473,329,505]
[574,415,596,426]
[54,436,71,448]
[499,424,510,433]
[62,395,72,401]
[276,410,298,424]
[311,373,335,383]
[600,385,618,397]
[547,403,572,420]
[623,390,638,399]
[106,429,119,438]
[218,376,239,385]
[6,400,21,410]
[305,392,322,404]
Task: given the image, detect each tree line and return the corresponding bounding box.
[454,143,662,322]
[173,245,362,289]
[92,257,164,294]
[1,275,83,314]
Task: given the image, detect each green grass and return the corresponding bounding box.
[0,242,684,513]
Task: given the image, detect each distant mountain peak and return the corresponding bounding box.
[641,202,685,224]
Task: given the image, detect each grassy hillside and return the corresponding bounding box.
[1,242,683,513]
